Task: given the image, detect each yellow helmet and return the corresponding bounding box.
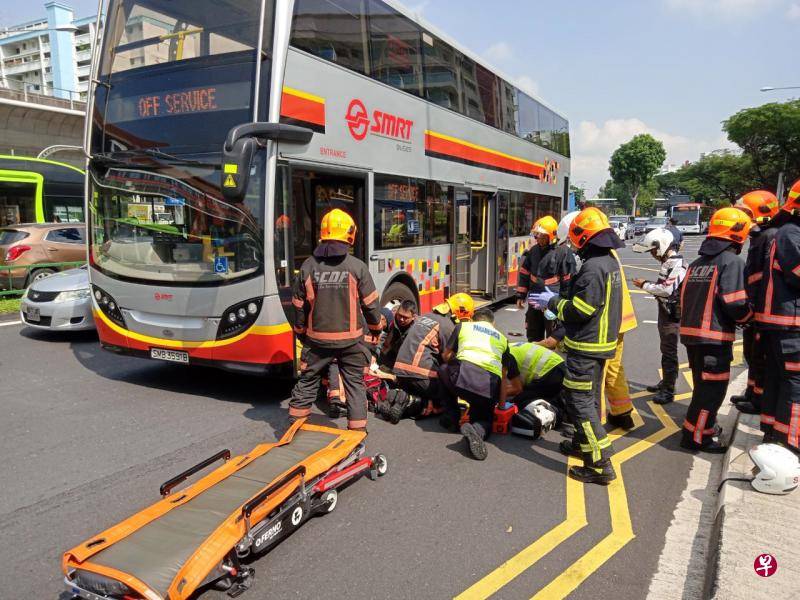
[320,209,357,245]
[532,215,558,244]
[446,293,475,321]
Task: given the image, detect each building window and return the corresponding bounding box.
[422,33,461,112]
[367,0,422,96]
[291,0,370,75]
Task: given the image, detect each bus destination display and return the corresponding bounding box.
[137,87,219,118]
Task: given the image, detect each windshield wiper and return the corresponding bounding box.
[91,149,215,168]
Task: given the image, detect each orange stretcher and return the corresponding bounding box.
[62,420,387,599]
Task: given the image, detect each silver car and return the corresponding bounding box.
[19,266,95,331]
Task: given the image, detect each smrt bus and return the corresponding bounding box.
[669,202,711,234]
[0,155,85,226]
[85,0,571,375]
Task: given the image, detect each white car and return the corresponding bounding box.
[19,266,95,331]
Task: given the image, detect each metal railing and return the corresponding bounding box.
[0,81,85,111]
[0,261,86,297]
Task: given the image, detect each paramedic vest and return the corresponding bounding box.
[456,322,509,378]
[510,343,564,386]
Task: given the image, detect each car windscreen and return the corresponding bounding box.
[0,229,29,245]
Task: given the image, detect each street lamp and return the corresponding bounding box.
[760,86,800,92]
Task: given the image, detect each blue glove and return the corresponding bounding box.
[528,289,556,310]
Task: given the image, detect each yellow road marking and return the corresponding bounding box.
[530,402,679,599]
[455,409,643,600]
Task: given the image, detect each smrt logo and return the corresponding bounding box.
[345,98,413,143]
[154,292,173,301]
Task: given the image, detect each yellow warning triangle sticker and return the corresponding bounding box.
[223,174,237,188]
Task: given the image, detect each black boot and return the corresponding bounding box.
[559,439,581,458]
[729,394,747,406]
[388,394,413,425]
[560,422,576,439]
[646,380,664,393]
[653,388,675,405]
[680,431,727,454]
[733,400,759,415]
[461,422,488,460]
[607,411,635,430]
[569,460,616,485]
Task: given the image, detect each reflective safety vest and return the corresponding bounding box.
[456,322,508,378]
[509,343,564,386]
[612,250,638,333]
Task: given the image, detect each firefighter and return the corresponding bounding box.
[729,190,780,416]
[383,293,474,424]
[755,178,800,455]
[517,216,559,341]
[288,209,384,431]
[632,227,687,405]
[679,207,752,453]
[440,308,519,460]
[530,207,623,484]
[535,215,577,299]
[604,246,638,429]
[380,300,417,370]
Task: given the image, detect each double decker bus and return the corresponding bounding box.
[669,202,712,234]
[86,0,571,375]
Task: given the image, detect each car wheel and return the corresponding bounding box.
[27,268,56,287]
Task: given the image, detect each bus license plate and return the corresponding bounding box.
[150,348,189,364]
[26,306,40,322]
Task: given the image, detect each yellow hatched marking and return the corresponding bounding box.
[425,130,545,169]
[282,86,325,104]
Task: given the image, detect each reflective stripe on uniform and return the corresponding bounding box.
[572,295,596,316]
[556,298,568,321]
[564,337,618,354]
[563,378,592,391]
[510,343,563,385]
[701,371,730,381]
[580,421,611,463]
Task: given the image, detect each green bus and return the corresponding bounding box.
[0,155,85,226]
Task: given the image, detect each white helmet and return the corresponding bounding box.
[557,211,580,245]
[632,228,674,259]
[510,399,557,439]
[749,443,800,495]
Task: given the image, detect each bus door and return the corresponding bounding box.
[493,191,510,298]
[469,190,493,296]
[451,187,471,294]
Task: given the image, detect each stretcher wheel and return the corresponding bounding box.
[374,454,388,477]
[320,489,338,513]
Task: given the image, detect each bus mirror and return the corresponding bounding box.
[221,137,257,201]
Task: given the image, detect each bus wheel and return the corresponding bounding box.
[380,281,417,313]
[27,268,56,286]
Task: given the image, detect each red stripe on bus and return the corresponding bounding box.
[280,90,326,127]
[424,133,545,179]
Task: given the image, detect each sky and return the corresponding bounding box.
[3,0,797,195]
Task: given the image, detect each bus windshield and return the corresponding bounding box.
[89,156,265,284]
[94,0,271,155]
[671,209,699,226]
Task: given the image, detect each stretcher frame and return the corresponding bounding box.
[62,420,387,599]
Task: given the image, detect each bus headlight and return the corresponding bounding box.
[217,298,263,340]
[92,285,126,328]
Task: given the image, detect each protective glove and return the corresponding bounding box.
[528,289,556,310]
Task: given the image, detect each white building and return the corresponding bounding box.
[0,2,98,102]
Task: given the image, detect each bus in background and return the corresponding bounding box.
[85,0,570,375]
[0,156,85,226]
[669,203,709,234]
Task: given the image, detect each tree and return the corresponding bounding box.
[723,100,800,193]
[609,134,667,216]
[569,184,586,204]
[655,151,758,206]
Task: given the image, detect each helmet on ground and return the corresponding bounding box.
[568,207,611,249]
[531,216,558,244]
[445,293,475,321]
[749,443,800,495]
[510,399,557,439]
[737,190,779,224]
[320,208,356,245]
[557,211,580,245]
[633,228,674,259]
[707,207,751,244]
[784,178,800,215]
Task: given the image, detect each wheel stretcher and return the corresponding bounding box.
[62,420,387,599]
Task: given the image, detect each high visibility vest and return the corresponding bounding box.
[611,250,637,333]
[456,322,508,378]
[510,343,564,386]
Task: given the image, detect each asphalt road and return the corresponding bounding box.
[0,235,745,600]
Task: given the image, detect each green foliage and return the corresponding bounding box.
[609,134,667,215]
[656,151,758,205]
[569,184,586,203]
[598,179,658,215]
[0,298,21,315]
[723,100,800,190]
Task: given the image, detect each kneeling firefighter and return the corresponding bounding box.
[383,293,474,423]
[505,342,566,439]
[530,207,624,485]
[288,209,384,431]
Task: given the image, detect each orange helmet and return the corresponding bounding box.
[446,293,475,321]
[531,215,558,244]
[707,207,752,244]
[320,208,357,245]
[784,178,800,214]
[568,207,610,249]
[737,190,779,224]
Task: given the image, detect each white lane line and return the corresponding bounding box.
[0,320,22,327]
[504,307,522,312]
[643,320,658,324]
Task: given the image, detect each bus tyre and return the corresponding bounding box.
[27,268,56,286]
[380,282,417,313]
